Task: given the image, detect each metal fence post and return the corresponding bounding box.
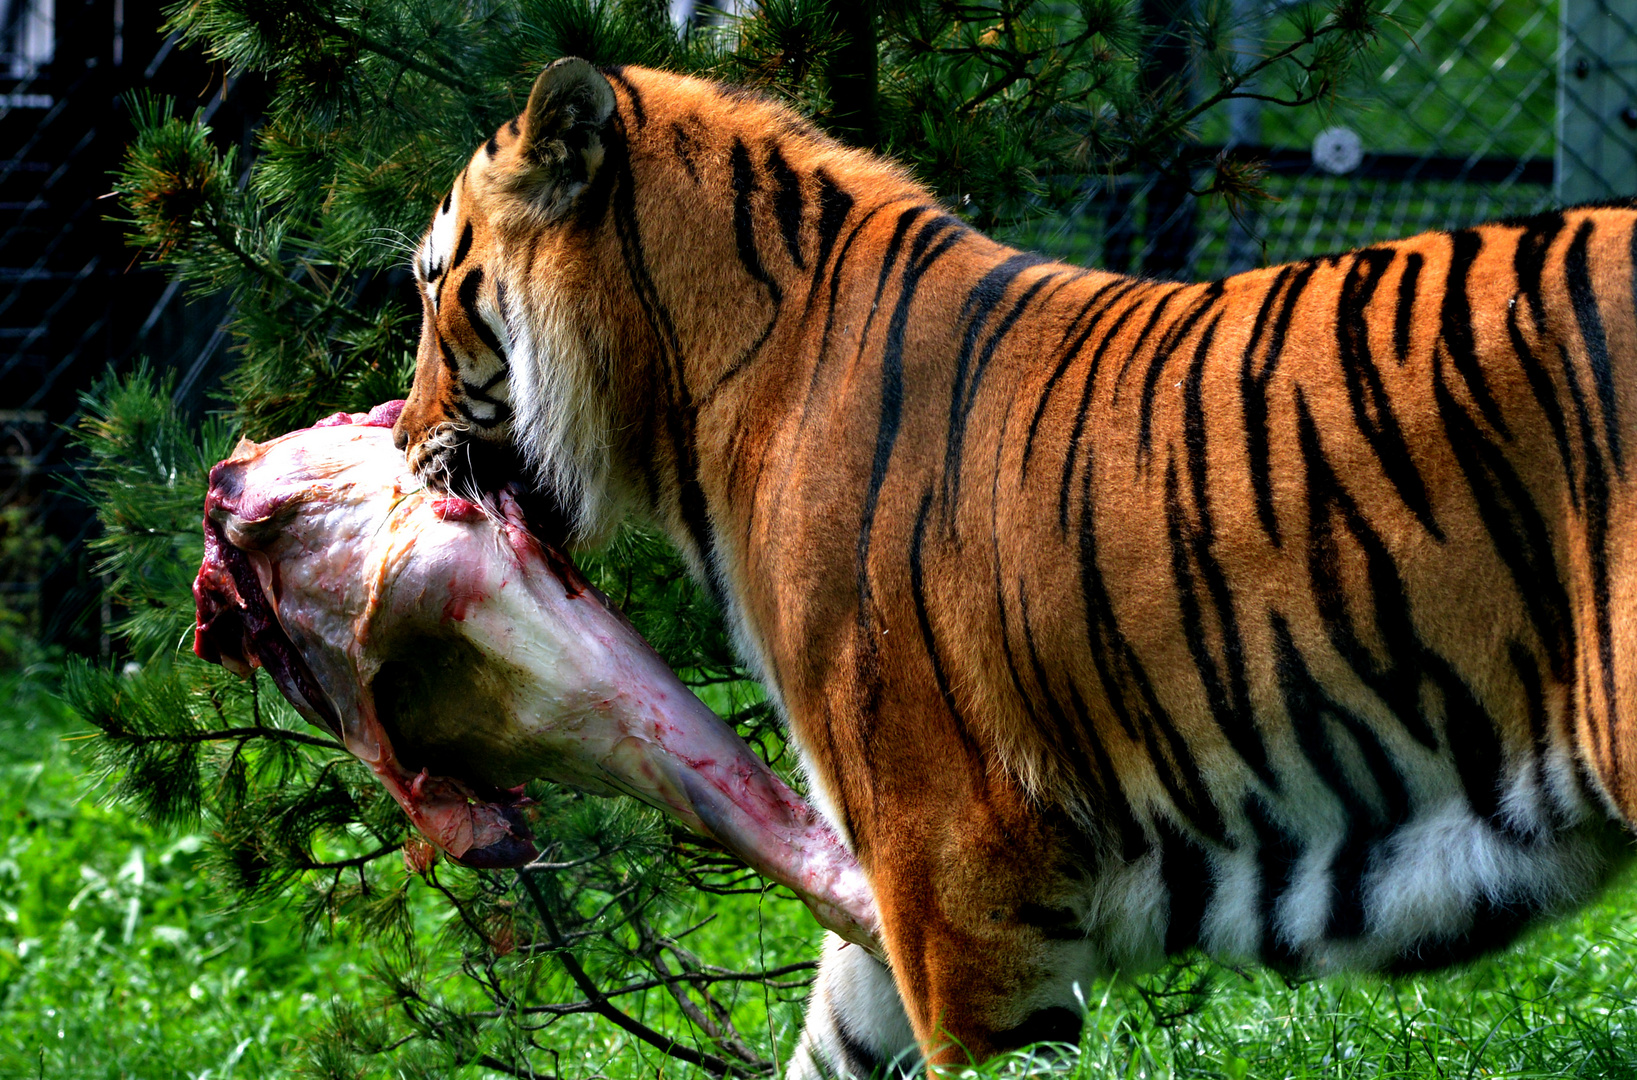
[1558,0,1637,204]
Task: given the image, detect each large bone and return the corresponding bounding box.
[191,403,879,952]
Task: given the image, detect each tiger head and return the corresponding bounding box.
[394,57,624,538]
[393,58,898,552]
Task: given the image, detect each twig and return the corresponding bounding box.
[99,723,346,752]
[515,866,738,1078]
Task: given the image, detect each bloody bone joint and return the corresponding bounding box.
[192,403,879,952]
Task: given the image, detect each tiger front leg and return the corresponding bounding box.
[860,782,1102,1069]
[789,934,918,1079]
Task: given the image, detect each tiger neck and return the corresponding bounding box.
[626,189,1028,681]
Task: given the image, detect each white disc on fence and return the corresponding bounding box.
[1312,126,1364,175]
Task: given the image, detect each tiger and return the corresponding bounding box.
[392,56,1637,1077]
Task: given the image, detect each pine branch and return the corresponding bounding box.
[97,722,348,752]
[325,22,484,96]
[515,866,738,1078]
[294,844,399,871]
[1114,15,1370,172]
[204,220,376,331]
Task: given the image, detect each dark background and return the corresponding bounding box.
[0,0,261,653]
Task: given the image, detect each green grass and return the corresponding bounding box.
[966,880,1637,1078]
[0,660,826,1080]
[0,664,374,1080]
[7,657,1637,1079]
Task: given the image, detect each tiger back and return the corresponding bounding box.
[393,58,1637,1075]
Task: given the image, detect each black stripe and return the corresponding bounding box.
[606,121,720,598]
[910,490,982,765]
[854,206,931,371]
[1057,287,1157,530]
[1064,681,1148,861]
[810,170,854,292]
[1338,248,1443,540]
[1511,213,1578,516]
[1157,817,1213,953]
[459,380,509,411]
[1557,337,1620,788]
[1508,295,1581,520]
[1295,391,1440,750]
[1629,215,1637,344]
[821,203,892,345]
[1022,278,1134,475]
[1566,218,1623,473]
[832,1015,889,1080]
[1390,895,1537,973]
[1240,262,1317,547]
[1510,641,1559,825]
[672,120,700,183]
[1016,902,1083,939]
[767,143,807,269]
[1111,284,1187,402]
[1431,345,1574,680]
[943,255,1055,513]
[452,396,508,429]
[601,66,646,128]
[1014,580,1106,811]
[1173,314,1276,788]
[1392,251,1422,363]
[730,139,783,307]
[709,141,787,391]
[741,179,856,504]
[456,268,507,360]
[1137,282,1226,462]
[795,201,896,432]
[1267,612,1409,941]
[1245,794,1301,968]
[450,222,472,274]
[1514,212,1564,334]
[856,212,966,612]
[985,366,1097,806]
[1078,429,1227,841]
[1440,230,1511,439]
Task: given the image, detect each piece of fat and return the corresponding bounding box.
[192,402,879,953]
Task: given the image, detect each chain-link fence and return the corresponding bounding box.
[1008,0,1637,278]
[0,0,256,656]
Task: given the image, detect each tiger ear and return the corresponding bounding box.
[502,57,616,220]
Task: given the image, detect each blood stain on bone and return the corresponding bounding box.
[432,497,485,522]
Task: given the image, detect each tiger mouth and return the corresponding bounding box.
[409,422,574,547]
[406,420,477,496]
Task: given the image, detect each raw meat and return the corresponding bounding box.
[192,403,879,950]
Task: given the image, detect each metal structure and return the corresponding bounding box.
[1012,0,1636,279]
[0,0,254,653]
[1560,0,1637,203]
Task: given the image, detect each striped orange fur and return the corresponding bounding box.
[395,58,1637,1075]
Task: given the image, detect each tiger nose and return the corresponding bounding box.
[393,421,409,452]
